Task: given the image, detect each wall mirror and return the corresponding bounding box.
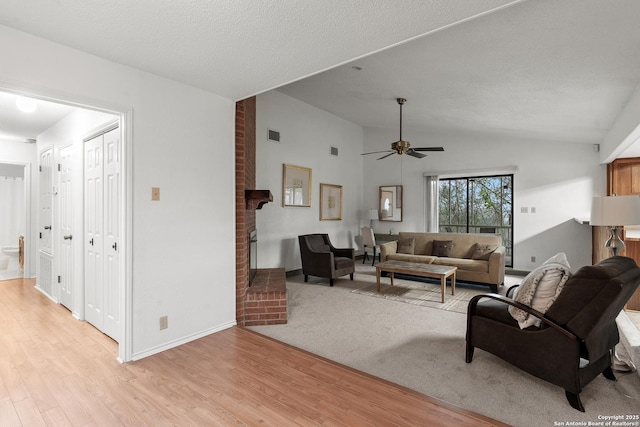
[379,185,402,221]
[283,164,312,207]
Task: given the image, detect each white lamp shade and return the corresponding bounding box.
[590,195,640,226]
[367,209,379,220]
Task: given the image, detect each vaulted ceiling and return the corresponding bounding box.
[1,0,639,156]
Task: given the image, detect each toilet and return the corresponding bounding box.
[2,246,19,255]
[1,246,19,270]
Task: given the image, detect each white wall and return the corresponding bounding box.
[362,127,605,271]
[0,24,236,360]
[256,91,364,271]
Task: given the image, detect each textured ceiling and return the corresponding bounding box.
[1,0,639,157]
[278,0,640,147]
[0,0,519,101]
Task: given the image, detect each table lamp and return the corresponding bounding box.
[590,195,640,256]
[367,209,378,227]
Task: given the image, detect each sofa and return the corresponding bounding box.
[379,232,505,292]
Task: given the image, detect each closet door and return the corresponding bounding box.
[39,148,53,254]
[38,148,54,296]
[85,135,104,331]
[59,145,74,310]
[84,126,121,342]
[102,127,121,340]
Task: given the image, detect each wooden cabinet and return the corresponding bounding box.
[608,158,640,195]
[605,157,640,310]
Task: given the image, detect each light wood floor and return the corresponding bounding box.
[0,278,508,426]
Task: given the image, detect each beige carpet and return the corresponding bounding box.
[352,278,498,314]
[249,265,640,427]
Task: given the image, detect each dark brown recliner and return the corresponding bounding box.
[465,256,640,412]
[298,234,355,286]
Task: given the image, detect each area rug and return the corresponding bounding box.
[351,275,502,314]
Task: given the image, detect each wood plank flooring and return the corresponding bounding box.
[0,278,508,426]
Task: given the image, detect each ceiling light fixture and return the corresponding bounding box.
[16,96,38,113]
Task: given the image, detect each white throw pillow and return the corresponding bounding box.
[508,253,572,329]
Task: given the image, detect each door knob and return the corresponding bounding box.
[112,242,118,251]
[64,235,73,240]
[89,238,94,245]
[44,225,52,230]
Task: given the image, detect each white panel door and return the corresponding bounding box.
[59,145,74,310]
[84,126,120,342]
[39,148,53,254]
[85,135,104,331]
[102,128,120,341]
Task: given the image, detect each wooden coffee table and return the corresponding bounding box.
[375,260,457,303]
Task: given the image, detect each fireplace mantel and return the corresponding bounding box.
[245,190,273,210]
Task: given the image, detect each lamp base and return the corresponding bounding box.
[605,226,625,257]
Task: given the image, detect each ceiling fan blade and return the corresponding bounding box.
[362,150,393,155]
[406,149,427,159]
[377,152,396,160]
[411,147,445,152]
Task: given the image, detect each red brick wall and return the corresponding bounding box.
[235,97,286,326]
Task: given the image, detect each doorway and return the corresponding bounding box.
[0,89,129,360]
[0,163,27,281]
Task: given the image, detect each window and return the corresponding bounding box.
[439,175,513,267]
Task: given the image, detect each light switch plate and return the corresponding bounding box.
[152,187,160,201]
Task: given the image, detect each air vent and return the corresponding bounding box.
[267,129,280,142]
[330,146,338,156]
[24,138,36,144]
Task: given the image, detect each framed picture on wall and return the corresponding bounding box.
[320,183,342,220]
[282,164,312,207]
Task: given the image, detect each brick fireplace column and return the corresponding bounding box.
[235,97,286,326]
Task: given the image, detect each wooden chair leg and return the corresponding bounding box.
[304,275,309,282]
[565,391,585,412]
[350,273,354,280]
[371,247,376,266]
[329,279,334,287]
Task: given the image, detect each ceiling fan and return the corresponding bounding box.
[361,98,444,160]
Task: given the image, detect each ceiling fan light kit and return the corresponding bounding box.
[361,97,444,160]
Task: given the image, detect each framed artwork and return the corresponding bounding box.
[320,183,342,220]
[283,164,312,207]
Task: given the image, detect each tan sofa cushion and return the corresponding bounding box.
[397,238,415,254]
[432,240,453,257]
[471,244,499,260]
[432,257,489,273]
[388,253,437,264]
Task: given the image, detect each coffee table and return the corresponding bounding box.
[375,260,457,303]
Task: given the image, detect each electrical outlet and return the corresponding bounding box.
[521,207,528,213]
[531,207,536,214]
[152,187,160,201]
[531,256,536,263]
[159,316,168,330]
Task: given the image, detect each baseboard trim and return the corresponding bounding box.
[130,320,237,361]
